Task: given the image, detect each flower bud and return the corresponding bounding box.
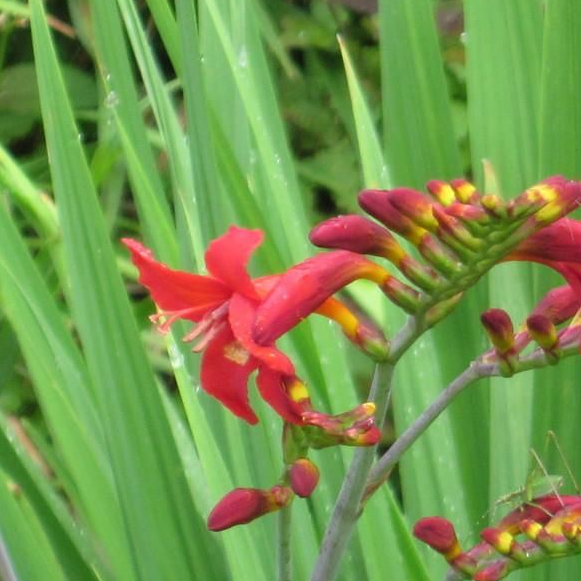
[426,180,456,206]
[413,517,461,559]
[526,314,558,351]
[480,528,516,557]
[358,190,428,245]
[208,485,294,531]
[480,309,515,353]
[387,188,439,231]
[289,459,320,497]
[309,215,405,262]
[450,179,479,203]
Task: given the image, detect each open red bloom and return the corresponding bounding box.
[123,227,304,425]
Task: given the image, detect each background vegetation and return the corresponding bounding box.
[0,0,580,580]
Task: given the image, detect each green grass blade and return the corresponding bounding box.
[29,1,225,579]
[379,0,462,187]
[338,35,389,189]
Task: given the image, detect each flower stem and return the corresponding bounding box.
[277,504,292,581]
[309,362,394,581]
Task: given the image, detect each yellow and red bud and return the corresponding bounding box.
[450,179,479,203]
[208,485,294,531]
[480,194,507,218]
[526,314,558,351]
[532,178,581,225]
[426,180,456,206]
[519,518,543,541]
[413,517,462,560]
[480,528,517,557]
[358,190,428,245]
[289,459,320,497]
[387,188,439,231]
[480,309,515,353]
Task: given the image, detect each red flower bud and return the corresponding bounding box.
[309,215,405,262]
[480,309,515,353]
[413,516,460,558]
[208,485,293,531]
[426,180,456,206]
[289,459,320,497]
[526,314,558,351]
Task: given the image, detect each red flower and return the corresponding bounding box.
[124,227,388,424]
[123,227,303,425]
[508,218,581,296]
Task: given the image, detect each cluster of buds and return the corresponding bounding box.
[310,177,581,328]
[480,301,581,375]
[414,494,581,580]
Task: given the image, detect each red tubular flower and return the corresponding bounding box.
[207,485,293,531]
[253,250,389,346]
[123,227,303,425]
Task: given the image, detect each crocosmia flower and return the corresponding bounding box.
[123,227,302,425]
[124,227,388,425]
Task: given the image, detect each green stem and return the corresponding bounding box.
[276,504,292,581]
[309,362,394,581]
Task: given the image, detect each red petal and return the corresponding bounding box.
[200,325,259,424]
[122,239,230,321]
[205,226,263,299]
[229,293,294,375]
[509,219,581,265]
[255,368,303,424]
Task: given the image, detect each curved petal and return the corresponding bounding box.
[256,367,303,424]
[253,251,388,344]
[205,226,263,299]
[509,219,581,265]
[123,239,230,321]
[200,325,259,424]
[229,293,295,376]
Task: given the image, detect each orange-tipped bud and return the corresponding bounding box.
[481,309,515,353]
[526,314,558,351]
[208,485,294,531]
[413,517,461,560]
[289,459,320,497]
